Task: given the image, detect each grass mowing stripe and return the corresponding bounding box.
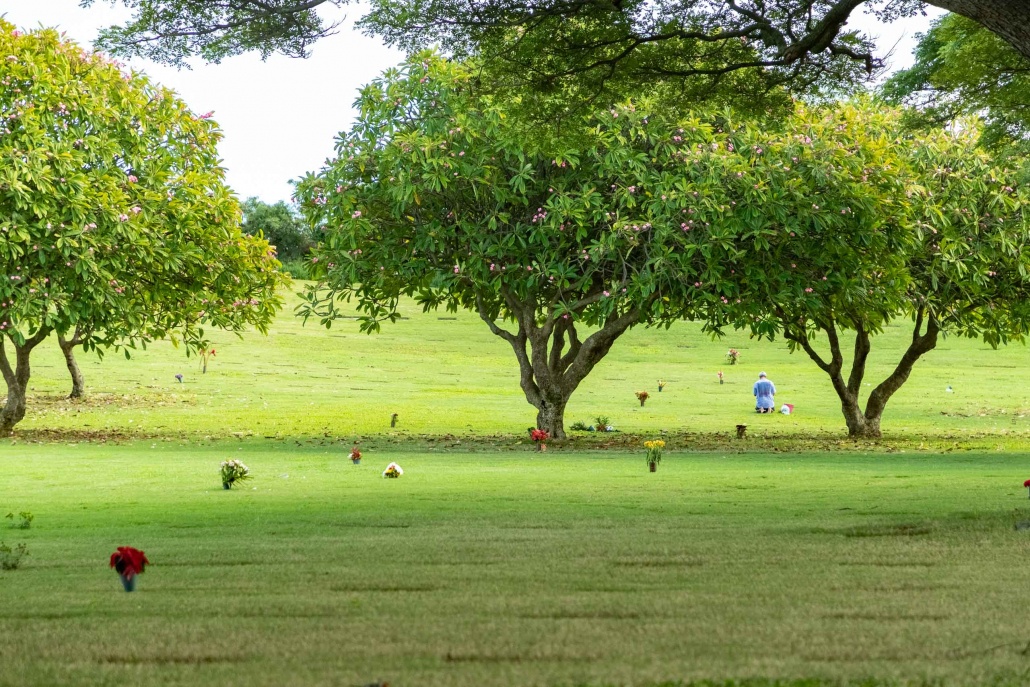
[4,446,1030,685]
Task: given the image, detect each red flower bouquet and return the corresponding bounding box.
[1024,479,1030,498]
[350,447,362,463]
[110,546,149,591]
[530,428,549,451]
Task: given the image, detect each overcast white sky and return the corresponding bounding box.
[1,1,943,203]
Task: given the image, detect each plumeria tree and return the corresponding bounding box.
[0,22,287,433]
[295,56,920,437]
[709,112,1030,437]
[296,56,707,437]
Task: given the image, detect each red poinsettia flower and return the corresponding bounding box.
[1023,479,1030,488]
[530,429,549,442]
[110,546,150,579]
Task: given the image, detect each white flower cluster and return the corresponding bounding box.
[220,459,250,486]
[382,462,404,478]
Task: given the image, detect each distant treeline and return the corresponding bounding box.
[241,197,319,278]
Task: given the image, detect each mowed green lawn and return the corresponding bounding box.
[4,289,1030,686]
[3,445,1030,686]
[9,286,1030,441]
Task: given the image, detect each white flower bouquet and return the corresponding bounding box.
[220,459,250,489]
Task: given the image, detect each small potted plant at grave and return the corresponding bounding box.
[636,391,650,407]
[726,349,740,365]
[350,447,362,465]
[109,546,149,592]
[657,380,666,393]
[383,462,404,478]
[717,371,724,384]
[6,511,33,530]
[531,428,550,451]
[0,542,28,570]
[594,415,611,432]
[220,459,250,489]
[1023,479,1030,499]
[644,440,665,473]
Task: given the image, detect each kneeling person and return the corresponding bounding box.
[753,372,776,414]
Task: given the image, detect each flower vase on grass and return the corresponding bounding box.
[349,447,362,465]
[200,347,216,373]
[1024,479,1030,498]
[531,429,549,451]
[644,440,665,473]
[383,462,404,478]
[110,546,149,592]
[726,349,740,365]
[220,459,250,489]
[636,391,649,407]
[657,380,666,393]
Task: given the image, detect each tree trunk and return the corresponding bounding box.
[0,330,48,436]
[841,397,873,438]
[858,313,940,438]
[536,396,567,439]
[477,291,647,441]
[783,309,939,439]
[931,0,1030,62]
[57,333,86,399]
[0,377,27,436]
[858,413,882,438]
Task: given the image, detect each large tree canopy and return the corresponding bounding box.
[84,1,1030,97]
[883,13,1030,152]
[0,22,288,433]
[294,55,928,437]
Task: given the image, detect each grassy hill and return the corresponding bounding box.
[5,288,1030,686]
[13,286,1030,443]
